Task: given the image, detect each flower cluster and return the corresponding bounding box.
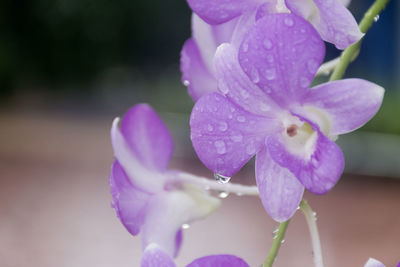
[109,0,387,266]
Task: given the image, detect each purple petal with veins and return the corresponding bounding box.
[187,254,250,267]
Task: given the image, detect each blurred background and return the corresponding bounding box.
[0,0,399,266]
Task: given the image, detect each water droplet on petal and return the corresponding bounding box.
[374,14,380,22]
[284,17,294,27]
[266,54,274,63]
[183,80,190,86]
[230,134,243,142]
[182,223,190,229]
[300,77,310,88]
[240,89,249,99]
[260,103,270,112]
[218,191,229,198]
[246,144,256,155]
[242,42,249,52]
[264,68,276,80]
[214,140,226,154]
[307,59,319,74]
[219,122,228,131]
[218,80,229,94]
[207,124,214,132]
[263,38,273,50]
[250,67,260,83]
[237,116,246,122]
[214,173,231,184]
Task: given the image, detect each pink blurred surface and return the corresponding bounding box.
[0,112,399,267]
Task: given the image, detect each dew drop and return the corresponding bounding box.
[218,191,230,198]
[230,134,243,142]
[183,80,190,86]
[237,116,246,122]
[263,38,273,50]
[214,140,226,154]
[182,223,190,229]
[266,54,274,63]
[284,17,294,27]
[272,227,279,238]
[374,14,380,22]
[281,239,285,244]
[235,192,243,196]
[260,103,270,112]
[207,124,214,132]
[300,77,309,88]
[218,80,229,94]
[307,59,319,74]
[264,68,276,80]
[242,42,249,52]
[250,67,260,83]
[246,144,256,155]
[240,89,250,99]
[219,121,228,131]
[214,173,231,184]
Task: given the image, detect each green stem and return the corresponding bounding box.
[263,220,290,267]
[329,0,391,81]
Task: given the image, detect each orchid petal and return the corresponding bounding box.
[141,244,176,267]
[238,13,325,107]
[267,119,344,194]
[186,254,250,267]
[187,0,260,25]
[190,92,280,177]
[286,0,363,49]
[110,161,150,236]
[364,258,386,267]
[111,117,164,193]
[120,104,173,172]
[214,43,279,116]
[256,147,304,222]
[303,79,384,135]
[181,38,217,101]
[141,187,220,257]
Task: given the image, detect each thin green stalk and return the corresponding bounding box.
[263,220,290,267]
[329,0,391,81]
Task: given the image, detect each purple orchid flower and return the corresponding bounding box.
[141,243,250,267]
[190,14,384,222]
[186,0,363,50]
[110,104,220,257]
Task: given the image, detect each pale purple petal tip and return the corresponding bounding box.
[238,13,325,107]
[286,0,363,49]
[110,161,150,236]
[256,147,304,222]
[187,0,257,25]
[141,244,176,267]
[186,254,249,267]
[180,38,217,101]
[120,104,173,172]
[364,258,386,267]
[267,119,344,195]
[190,92,280,177]
[304,79,384,135]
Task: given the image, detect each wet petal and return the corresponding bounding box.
[238,13,325,107]
[190,92,280,177]
[111,117,165,193]
[187,0,259,25]
[141,187,220,257]
[256,147,304,222]
[286,0,363,49]
[364,258,385,267]
[120,104,173,172]
[187,254,250,267]
[110,161,150,236]
[214,43,279,115]
[181,38,217,101]
[303,79,384,135]
[267,119,344,194]
[141,244,176,267]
